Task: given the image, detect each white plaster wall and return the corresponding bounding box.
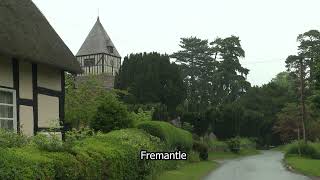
[38,94,60,128]
[37,65,61,91]
[0,56,13,88]
[19,105,34,136]
[19,61,33,99]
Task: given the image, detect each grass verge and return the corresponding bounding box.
[285,156,320,177]
[156,161,218,180]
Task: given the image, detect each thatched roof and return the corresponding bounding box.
[0,0,81,73]
[76,17,121,58]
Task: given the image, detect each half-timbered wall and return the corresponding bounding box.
[76,53,121,76]
[0,56,65,136]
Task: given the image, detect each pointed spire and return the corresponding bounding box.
[76,18,121,57]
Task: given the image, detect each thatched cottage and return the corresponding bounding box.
[0,0,81,136]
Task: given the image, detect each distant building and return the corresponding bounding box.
[76,17,121,89]
[0,0,81,136]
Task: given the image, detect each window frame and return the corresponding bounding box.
[83,58,95,67]
[0,87,17,132]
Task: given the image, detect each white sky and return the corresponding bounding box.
[32,0,320,86]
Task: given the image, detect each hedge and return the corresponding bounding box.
[285,142,320,159]
[0,129,170,180]
[137,121,193,151]
[0,147,82,180]
[73,129,165,179]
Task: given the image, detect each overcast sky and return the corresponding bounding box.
[32,0,320,86]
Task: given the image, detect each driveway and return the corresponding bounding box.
[204,151,310,180]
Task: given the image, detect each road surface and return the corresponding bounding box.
[204,151,310,180]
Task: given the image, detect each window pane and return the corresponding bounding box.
[0,119,13,130]
[0,105,13,118]
[0,91,13,104]
[84,59,95,67]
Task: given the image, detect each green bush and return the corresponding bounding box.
[137,121,193,151]
[90,94,133,133]
[187,151,201,162]
[239,137,256,149]
[33,134,66,152]
[227,137,241,153]
[192,141,209,160]
[181,122,194,132]
[129,109,152,127]
[286,142,320,159]
[73,129,165,180]
[208,140,229,152]
[0,146,83,180]
[0,129,29,148]
[0,128,185,179]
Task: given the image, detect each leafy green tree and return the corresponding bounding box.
[90,93,132,133]
[65,75,106,129]
[214,102,244,139]
[211,36,250,104]
[171,37,214,111]
[115,52,186,116]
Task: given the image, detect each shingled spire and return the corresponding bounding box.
[76,17,121,57]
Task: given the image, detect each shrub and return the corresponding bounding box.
[181,112,209,136]
[227,137,241,153]
[188,151,201,162]
[239,137,256,149]
[208,140,229,152]
[137,121,193,151]
[33,134,66,152]
[181,122,194,132]
[0,146,84,180]
[73,129,164,180]
[90,94,133,133]
[65,75,107,128]
[192,141,208,160]
[286,142,320,159]
[152,104,169,121]
[129,109,152,127]
[0,129,29,148]
[0,128,181,180]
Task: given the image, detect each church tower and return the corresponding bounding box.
[76,17,121,88]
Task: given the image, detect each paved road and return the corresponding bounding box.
[204,151,311,180]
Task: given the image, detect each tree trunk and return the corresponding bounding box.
[299,58,307,142]
[297,126,301,156]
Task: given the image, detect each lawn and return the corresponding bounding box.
[285,156,320,177]
[156,161,218,180]
[209,149,260,160]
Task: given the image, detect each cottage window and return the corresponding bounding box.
[0,88,16,131]
[84,58,95,67]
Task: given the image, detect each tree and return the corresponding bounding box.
[171,36,250,111]
[90,93,132,133]
[286,55,308,141]
[297,30,320,85]
[211,36,250,104]
[65,75,106,129]
[273,103,302,143]
[115,52,186,116]
[171,37,214,111]
[213,102,244,139]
